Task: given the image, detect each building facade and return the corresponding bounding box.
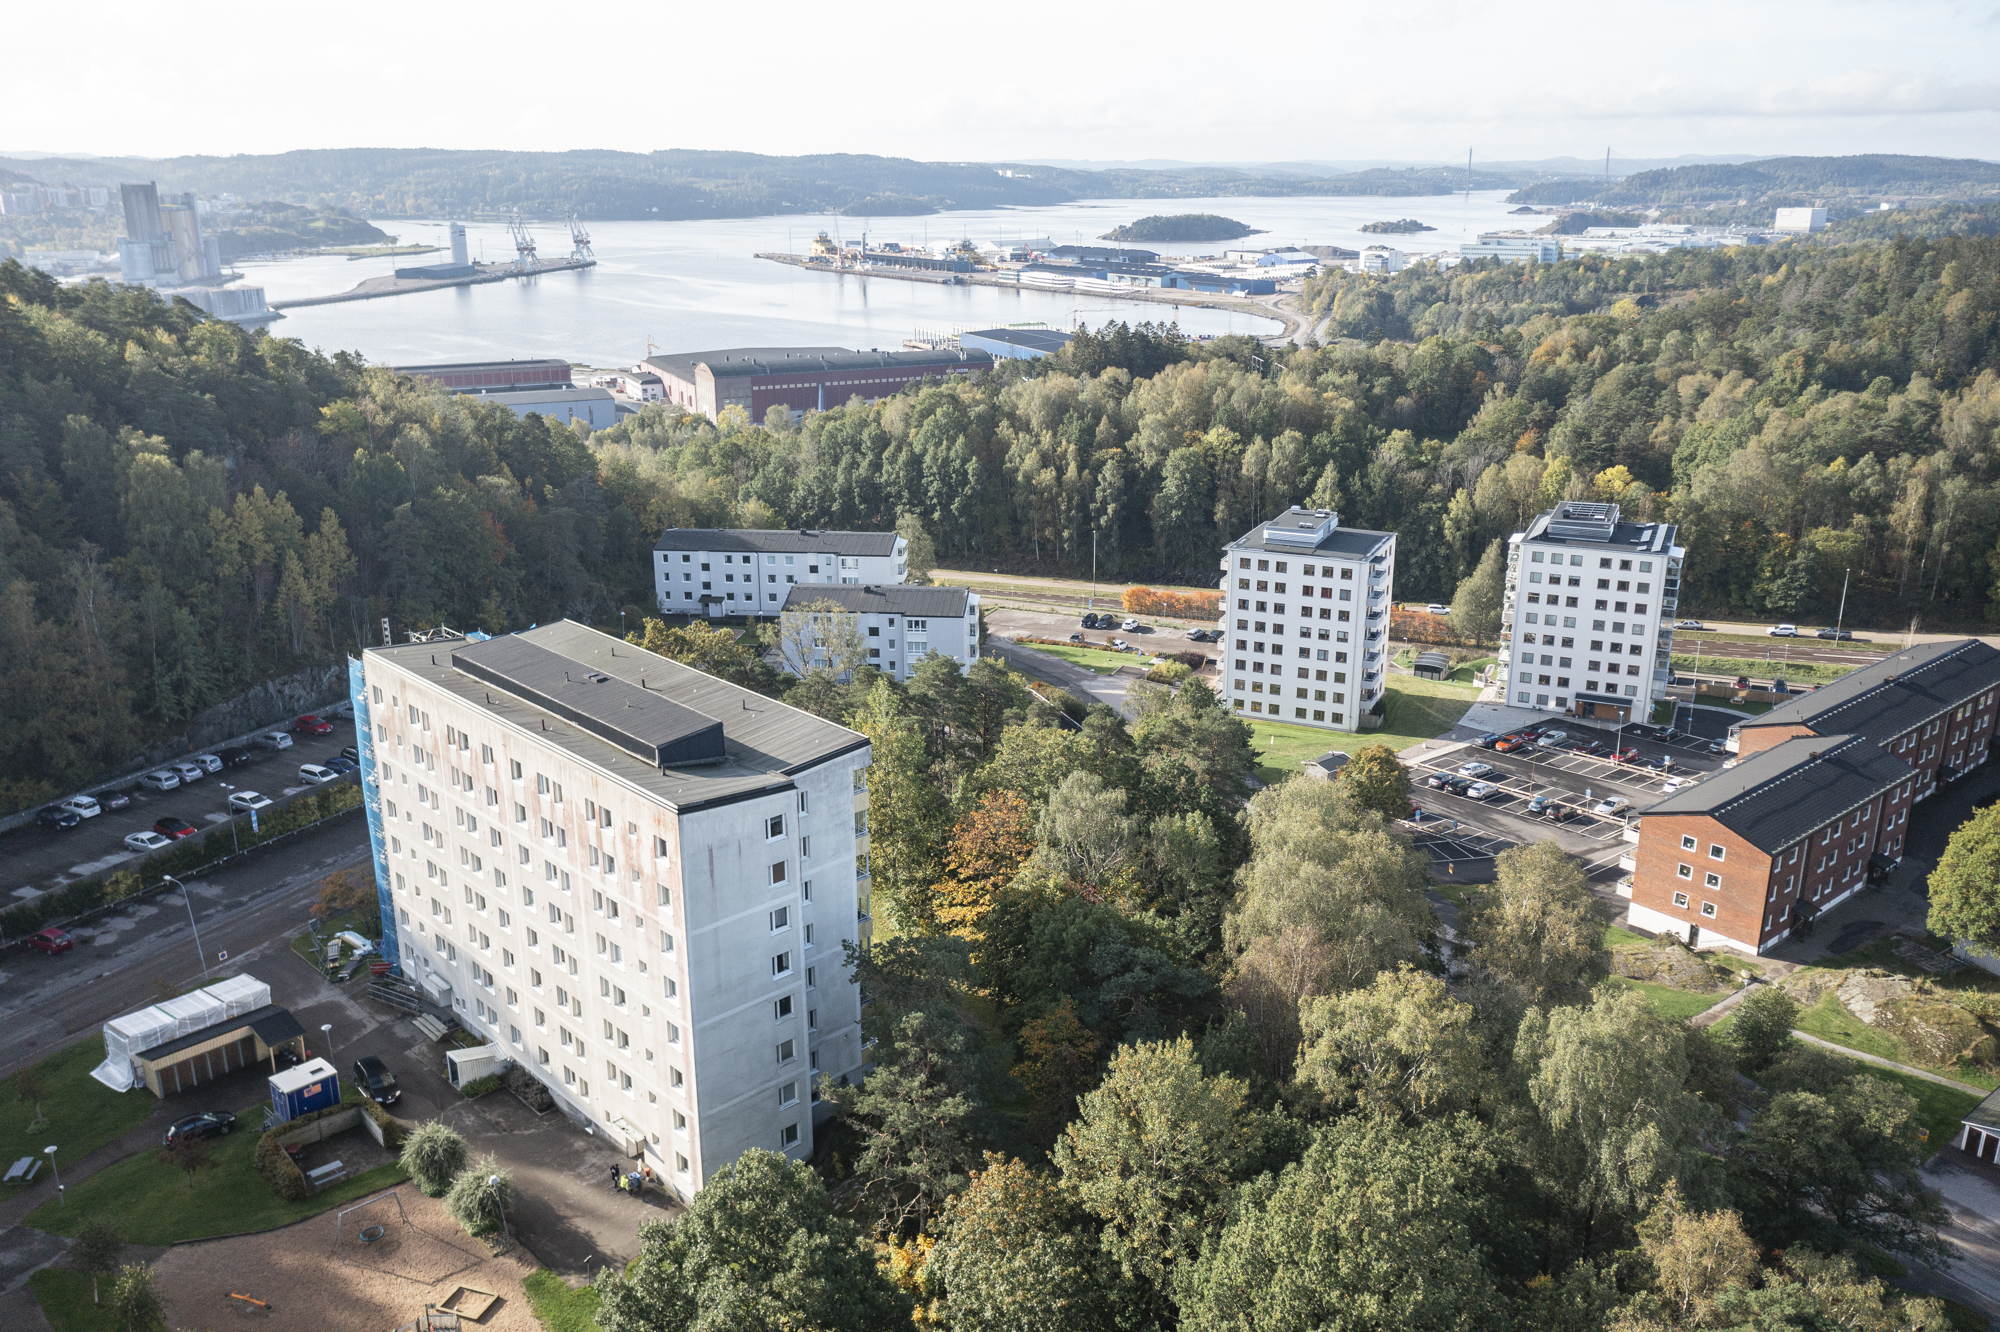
[391,360,575,392]
[355,621,873,1196]
[641,347,993,423]
[1628,733,1917,954]
[654,529,908,617]
[777,584,981,682]
[1461,233,1562,264]
[1500,503,1684,723]
[1218,507,1396,731]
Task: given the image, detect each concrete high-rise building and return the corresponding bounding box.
[450,222,469,267]
[1217,507,1397,731]
[116,181,220,286]
[352,621,875,1195]
[1499,502,1683,723]
[121,182,165,241]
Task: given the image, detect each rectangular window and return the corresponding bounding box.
[771,861,787,886]
[772,952,792,976]
[779,1081,798,1106]
[770,906,790,932]
[776,1039,796,1064]
[1705,872,1721,888]
[766,814,785,840]
[1672,891,1689,908]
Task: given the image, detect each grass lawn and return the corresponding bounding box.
[26,1099,409,1244]
[1671,653,1850,685]
[1788,991,1998,1091]
[1605,924,1653,949]
[1015,641,1154,675]
[1246,675,1481,783]
[1604,974,1725,1021]
[525,1269,603,1332]
[0,1036,158,1181]
[27,1268,120,1332]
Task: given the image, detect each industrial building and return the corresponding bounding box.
[640,347,994,424]
[397,223,478,280]
[776,584,981,681]
[1461,233,1562,264]
[653,528,909,616]
[392,360,575,392]
[959,328,1073,360]
[1498,502,1683,723]
[1773,208,1829,233]
[172,285,283,329]
[474,386,618,430]
[117,181,225,287]
[1218,507,1397,731]
[352,622,875,1196]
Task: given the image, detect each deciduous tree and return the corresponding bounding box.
[1461,841,1608,1007]
[1335,743,1411,821]
[1926,801,2000,944]
[933,1155,1111,1332]
[1295,963,1487,1120]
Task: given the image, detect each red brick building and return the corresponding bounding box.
[1629,734,1917,953]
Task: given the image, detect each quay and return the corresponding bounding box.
[270,257,596,310]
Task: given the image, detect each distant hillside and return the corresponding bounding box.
[1508,154,2000,207]
[1101,213,1259,241]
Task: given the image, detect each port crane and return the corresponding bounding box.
[568,214,593,261]
[508,215,537,272]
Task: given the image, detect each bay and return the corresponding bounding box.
[246,192,1532,367]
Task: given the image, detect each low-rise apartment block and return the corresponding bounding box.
[777,584,980,682]
[654,528,908,617]
[352,621,873,1197]
[1218,507,1396,732]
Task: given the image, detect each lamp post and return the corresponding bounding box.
[162,874,210,981]
[1833,567,1851,642]
[490,1174,510,1240]
[44,1145,61,1206]
[321,1023,333,1060]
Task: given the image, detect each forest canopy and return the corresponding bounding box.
[1100,214,1259,241]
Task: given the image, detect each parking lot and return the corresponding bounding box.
[1,714,360,898]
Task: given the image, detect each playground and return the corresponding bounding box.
[152,1187,546,1332]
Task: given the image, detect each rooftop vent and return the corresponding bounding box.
[1546,502,1620,540]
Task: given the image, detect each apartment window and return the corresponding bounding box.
[670,1067,684,1088]
[1672,892,1689,908]
[771,861,787,886]
[1679,835,1696,851]
[770,906,790,932]
[778,1081,798,1107]
[1708,844,1725,861]
[1705,872,1721,888]
[805,965,817,989]
[1676,864,1692,879]
[673,1110,687,1132]
[1700,901,1718,918]
[776,1039,796,1064]
[775,995,794,1020]
[779,1123,800,1149]
[765,814,785,840]
[772,952,792,976]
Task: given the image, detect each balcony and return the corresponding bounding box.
[1617,853,1636,872]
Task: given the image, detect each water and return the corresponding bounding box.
[245,192,1533,367]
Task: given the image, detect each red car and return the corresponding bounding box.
[27,928,72,955]
[293,715,334,736]
[153,816,198,839]
[1493,734,1530,752]
[1608,746,1641,763]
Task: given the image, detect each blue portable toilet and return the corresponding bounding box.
[269,1057,341,1122]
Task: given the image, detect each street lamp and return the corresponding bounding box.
[45,1145,61,1206]
[321,1024,333,1059]
[162,874,210,981]
[490,1174,510,1239]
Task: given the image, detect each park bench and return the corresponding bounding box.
[3,1157,38,1183]
[306,1161,348,1191]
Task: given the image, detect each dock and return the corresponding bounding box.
[270,257,596,310]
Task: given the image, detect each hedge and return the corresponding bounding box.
[254,1095,404,1201]
[1123,586,1222,619]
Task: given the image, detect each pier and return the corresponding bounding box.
[269,257,596,310]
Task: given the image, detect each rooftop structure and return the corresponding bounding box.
[1462,233,1562,265]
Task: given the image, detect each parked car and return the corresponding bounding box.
[254,731,293,751]
[96,789,131,811]
[1456,761,1495,778]
[153,817,197,839]
[217,746,253,768]
[138,769,181,792]
[1815,627,1857,640]
[36,806,81,831]
[298,763,339,785]
[1543,803,1582,822]
[1069,632,1085,642]
[329,701,356,720]
[194,753,224,774]
[1642,755,1677,772]
[1440,776,1475,795]
[1571,739,1609,757]
[1525,795,1555,815]
[163,1110,236,1145]
[1474,732,1504,749]
[1423,771,1458,790]
[341,745,360,763]
[1660,777,1695,794]
[1493,733,1531,752]
[1425,604,1450,615]
[1608,746,1641,763]
[294,715,334,736]
[58,795,102,819]
[228,791,272,812]
[26,927,73,956]
[1109,638,1130,651]
[352,1055,401,1106]
[1535,730,1570,748]
[1674,619,1705,630]
[1592,795,1633,817]
[1121,617,1141,632]
[1080,615,1098,629]
[125,830,172,853]
[324,757,357,774]
[169,761,206,784]
[1768,623,1798,637]
[1465,781,1502,800]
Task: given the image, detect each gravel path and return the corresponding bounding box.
[154,1189,543,1332]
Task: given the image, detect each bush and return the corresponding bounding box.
[400,1121,468,1197]
[1169,650,1207,669]
[1145,660,1193,684]
[458,1073,504,1099]
[1123,586,1222,619]
[443,1155,514,1237]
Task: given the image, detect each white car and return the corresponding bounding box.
[228,790,273,812]
[255,731,293,751]
[1456,761,1494,778]
[1592,795,1632,817]
[1768,623,1798,637]
[1121,618,1141,631]
[1111,638,1130,650]
[137,769,181,792]
[329,701,356,719]
[1465,781,1502,800]
[169,761,205,784]
[1535,730,1570,748]
[1660,777,1694,794]
[58,795,102,819]
[298,764,339,785]
[124,830,172,853]
[191,753,223,774]
[1425,604,1450,615]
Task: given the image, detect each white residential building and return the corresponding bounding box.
[1500,502,1685,723]
[354,621,873,1198]
[1357,245,1406,273]
[778,585,981,682]
[1461,233,1562,264]
[653,529,909,617]
[1217,507,1396,731]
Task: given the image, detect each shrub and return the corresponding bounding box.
[458,1073,504,1099]
[254,1129,310,1201]
[400,1120,469,1197]
[443,1155,514,1237]
[1146,660,1193,684]
[111,1263,166,1332]
[1123,587,1222,619]
[359,1097,405,1147]
[1169,650,1207,669]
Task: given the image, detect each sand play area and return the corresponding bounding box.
[153,1188,552,1332]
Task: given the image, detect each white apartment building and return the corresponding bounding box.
[653,529,908,618]
[1500,502,1685,723]
[1461,233,1562,265]
[354,621,873,1198]
[777,585,981,682]
[1218,507,1396,731]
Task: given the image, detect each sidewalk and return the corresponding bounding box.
[1788,1030,1987,1095]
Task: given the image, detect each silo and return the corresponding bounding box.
[450,222,469,267]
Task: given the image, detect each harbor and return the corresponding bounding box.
[269,255,595,309]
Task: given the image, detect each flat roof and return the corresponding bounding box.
[642,346,990,385]
[1517,506,1678,553]
[1639,733,1913,853]
[389,358,570,373]
[466,386,613,403]
[135,1004,302,1063]
[961,328,1073,354]
[1743,638,2000,749]
[780,584,973,617]
[1225,521,1394,559]
[652,528,899,558]
[643,347,846,385]
[452,635,726,768]
[369,621,868,814]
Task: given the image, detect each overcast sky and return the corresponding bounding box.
[10,0,1998,164]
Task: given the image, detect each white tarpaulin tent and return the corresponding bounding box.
[90,973,274,1091]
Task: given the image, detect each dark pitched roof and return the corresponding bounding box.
[779,584,972,617]
[652,528,899,557]
[135,1004,300,1063]
[1640,734,1913,853]
[249,1008,306,1048]
[1741,638,2000,748]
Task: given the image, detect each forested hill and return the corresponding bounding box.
[1508,153,2000,206]
[3,227,1999,798]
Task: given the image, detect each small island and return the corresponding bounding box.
[1100,213,1261,242]
[1359,218,1436,234]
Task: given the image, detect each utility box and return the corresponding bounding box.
[446,1043,502,1089]
[269,1057,341,1122]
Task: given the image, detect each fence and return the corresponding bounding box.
[1,776,363,942]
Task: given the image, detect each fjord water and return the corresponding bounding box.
[247,192,1533,367]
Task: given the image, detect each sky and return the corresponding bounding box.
[9,0,1999,165]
